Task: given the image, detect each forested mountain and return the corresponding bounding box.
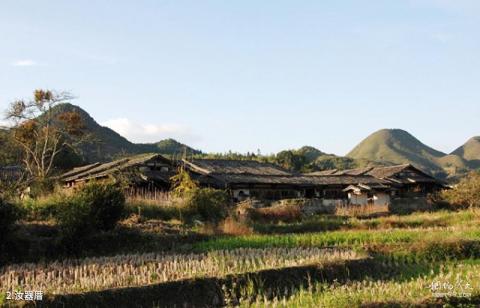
[52,104,201,162]
[0,104,477,179]
[0,104,201,169]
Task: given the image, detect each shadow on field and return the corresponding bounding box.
[361,295,480,308]
[1,224,208,266]
[19,258,437,308]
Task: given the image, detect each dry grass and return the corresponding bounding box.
[125,193,182,208]
[336,204,389,217]
[124,193,187,221]
[124,187,171,202]
[221,217,253,235]
[1,248,362,295]
[251,204,302,223]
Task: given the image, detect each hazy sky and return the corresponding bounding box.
[1,0,479,155]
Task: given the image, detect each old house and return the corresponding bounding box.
[343,183,393,206]
[181,159,391,204]
[309,164,444,197]
[61,155,445,208]
[303,174,392,206]
[61,153,174,190]
[181,159,303,201]
[307,164,445,206]
[365,164,445,197]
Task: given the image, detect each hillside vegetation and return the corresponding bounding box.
[0,103,201,168]
[453,136,480,169]
[3,199,480,307]
[348,129,477,179]
[2,163,480,306]
[1,104,478,179]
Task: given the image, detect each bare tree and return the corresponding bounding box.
[5,89,84,180]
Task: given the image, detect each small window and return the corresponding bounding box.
[139,166,149,172]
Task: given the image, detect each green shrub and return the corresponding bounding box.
[182,188,229,224]
[170,167,198,197]
[21,193,64,220]
[78,182,125,231]
[57,182,126,239]
[29,179,56,198]
[56,196,92,239]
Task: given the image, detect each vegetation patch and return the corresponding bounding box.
[238,262,480,307]
[1,248,361,296]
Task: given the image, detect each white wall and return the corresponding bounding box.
[348,193,368,205]
[322,199,347,207]
[373,192,390,206]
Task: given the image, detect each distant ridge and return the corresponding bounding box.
[452,136,480,169]
[49,103,201,163]
[137,138,202,158]
[347,129,474,178]
[452,136,480,161]
[1,104,478,179]
[347,129,445,175]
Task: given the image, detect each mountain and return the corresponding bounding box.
[437,154,472,176]
[2,103,477,179]
[290,146,387,172]
[0,103,201,167]
[50,103,138,162]
[53,104,201,161]
[137,139,202,157]
[347,129,449,177]
[452,137,480,168]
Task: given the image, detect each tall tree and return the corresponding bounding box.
[274,150,307,171]
[5,89,84,180]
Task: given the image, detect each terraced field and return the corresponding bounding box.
[2,210,480,307]
[1,248,361,294]
[241,262,480,307]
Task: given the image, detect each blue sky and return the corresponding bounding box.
[1,0,479,155]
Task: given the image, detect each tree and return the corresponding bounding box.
[182,188,229,224]
[441,171,480,208]
[274,150,306,171]
[170,165,199,197]
[5,89,84,180]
